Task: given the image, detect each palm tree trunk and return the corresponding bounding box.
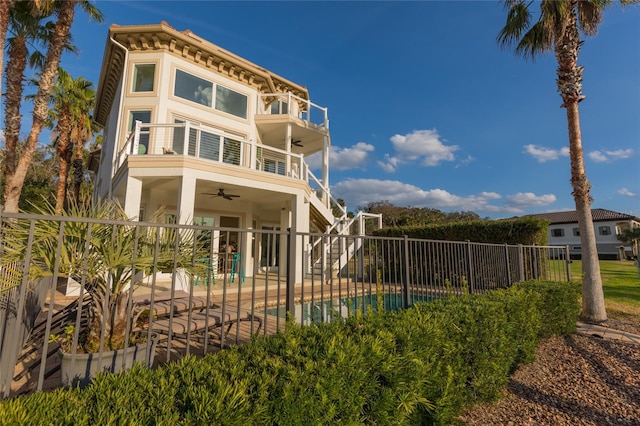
[0,0,11,93]
[2,34,28,213]
[556,3,606,323]
[3,0,76,213]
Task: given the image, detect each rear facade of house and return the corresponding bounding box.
[91,22,344,283]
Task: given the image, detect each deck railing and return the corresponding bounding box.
[257,92,329,129]
[0,211,571,399]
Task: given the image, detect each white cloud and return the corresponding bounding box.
[589,148,634,163]
[332,178,556,214]
[524,144,570,163]
[306,142,374,171]
[0,129,5,143]
[506,192,557,208]
[618,187,637,198]
[379,129,458,172]
[455,155,475,168]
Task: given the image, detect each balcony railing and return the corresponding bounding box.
[113,121,331,204]
[257,93,329,130]
[116,121,308,178]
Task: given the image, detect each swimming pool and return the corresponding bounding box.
[265,292,436,324]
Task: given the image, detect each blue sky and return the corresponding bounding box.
[9,1,640,218]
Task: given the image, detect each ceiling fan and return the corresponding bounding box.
[204,188,240,201]
[291,139,303,148]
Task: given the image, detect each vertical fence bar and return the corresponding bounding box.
[402,235,410,309]
[466,240,474,294]
[285,228,295,320]
[565,245,572,282]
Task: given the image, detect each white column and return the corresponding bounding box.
[123,176,143,220]
[290,193,310,283]
[322,135,330,207]
[177,173,196,225]
[285,123,292,175]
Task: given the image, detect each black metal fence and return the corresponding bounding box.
[0,212,570,398]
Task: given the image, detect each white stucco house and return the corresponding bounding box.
[91,22,377,283]
[529,209,640,260]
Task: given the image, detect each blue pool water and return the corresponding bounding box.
[265,292,435,324]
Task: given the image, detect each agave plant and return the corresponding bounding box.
[1,198,206,352]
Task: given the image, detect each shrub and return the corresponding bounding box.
[0,281,580,425]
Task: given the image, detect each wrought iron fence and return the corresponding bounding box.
[0,211,570,398]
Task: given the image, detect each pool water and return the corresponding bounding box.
[265,292,435,324]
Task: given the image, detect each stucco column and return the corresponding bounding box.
[284,193,310,283]
[123,176,143,220]
[322,135,329,207]
[177,173,196,225]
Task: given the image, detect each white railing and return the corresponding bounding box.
[257,93,329,130]
[114,121,307,181]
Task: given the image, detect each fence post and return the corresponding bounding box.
[565,245,572,282]
[504,244,511,287]
[466,240,474,294]
[402,235,410,309]
[285,227,295,320]
[517,244,525,281]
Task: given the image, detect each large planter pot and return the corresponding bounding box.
[58,333,159,388]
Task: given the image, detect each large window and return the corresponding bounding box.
[173,69,247,119]
[216,85,247,119]
[171,118,242,164]
[132,64,155,92]
[174,69,213,107]
[551,229,564,237]
[128,110,151,154]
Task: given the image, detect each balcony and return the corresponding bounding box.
[255,93,329,155]
[113,121,337,216]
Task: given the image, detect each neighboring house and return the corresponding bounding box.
[528,209,640,260]
[91,22,370,283]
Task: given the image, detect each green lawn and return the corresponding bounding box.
[570,259,640,318]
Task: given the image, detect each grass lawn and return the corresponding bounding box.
[570,259,640,319]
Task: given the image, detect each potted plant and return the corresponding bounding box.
[2,198,204,387]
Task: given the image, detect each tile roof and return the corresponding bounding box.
[528,209,640,224]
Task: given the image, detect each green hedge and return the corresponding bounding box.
[0,281,579,425]
[373,217,549,245]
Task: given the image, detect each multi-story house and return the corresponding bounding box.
[92,22,369,283]
[529,209,640,260]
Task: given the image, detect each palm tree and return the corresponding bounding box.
[0,0,13,89]
[498,0,636,323]
[70,86,100,204]
[44,68,95,213]
[2,0,103,213]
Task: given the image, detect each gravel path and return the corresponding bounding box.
[458,322,640,426]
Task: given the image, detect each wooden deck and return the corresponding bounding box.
[8,273,382,398]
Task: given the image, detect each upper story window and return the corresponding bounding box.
[216,86,247,119]
[572,228,580,236]
[175,69,213,107]
[173,69,247,119]
[598,226,611,236]
[270,100,288,115]
[551,229,564,237]
[128,110,151,154]
[132,64,155,92]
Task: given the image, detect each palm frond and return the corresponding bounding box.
[497,0,532,49]
[577,0,605,36]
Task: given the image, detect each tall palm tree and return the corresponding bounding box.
[0,0,14,90]
[2,0,103,213]
[70,87,99,204]
[45,68,95,213]
[498,0,636,323]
